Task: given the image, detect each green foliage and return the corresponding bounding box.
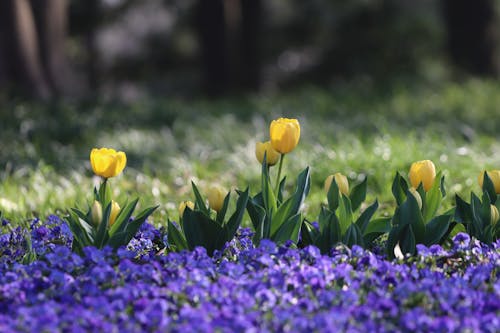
[245,157,310,246]
[66,181,157,255]
[301,176,386,253]
[167,183,249,255]
[454,173,500,244]
[387,172,453,259]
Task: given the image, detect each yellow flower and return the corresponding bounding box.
[409,160,436,192]
[90,148,127,179]
[409,188,422,210]
[179,200,195,217]
[255,141,280,166]
[491,205,499,226]
[208,185,227,212]
[90,200,102,226]
[109,200,121,227]
[324,173,349,196]
[269,118,300,154]
[478,170,500,194]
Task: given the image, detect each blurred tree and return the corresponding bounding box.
[442,0,497,76]
[0,0,71,99]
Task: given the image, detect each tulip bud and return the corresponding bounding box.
[490,205,499,226]
[269,118,300,154]
[478,170,500,194]
[91,200,103,226]
[408,188,423,210]
[409,160,436,192]
[255,141,281,166]
[179,200,195,217]
[109,200,121,227]
[208,185,227,212]
[324,173,349,196]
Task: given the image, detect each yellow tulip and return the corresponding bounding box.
[324,173,349,196]
[478,170,500,194]
[90,148,127,179]
[269,118,300,154]
[179,200,195,217]
[255,141,280,166]
[408,188,422,210]
[409,160,436,192]
[109,200,121,227]
[90,200,103,226]
[490,205,499,226]
[208,185,227,212]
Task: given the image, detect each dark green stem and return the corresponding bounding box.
[274,154,285,196]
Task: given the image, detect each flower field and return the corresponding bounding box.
[1,216,498,332]
[1,82,500,331]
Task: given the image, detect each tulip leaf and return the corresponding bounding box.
[245,196,266,231]
[261,157,277,214]
[327,179,340,211]
[399,224,416,256]
[252,208,266,245]
[167,220,188,251]
[424,214,452,246]
[277,176,287,205]
[216,192,231,225]
[363,217,391,245]
[108,199,139,237]
[338,195,353,235]
[224,188,249,241]
[423,173,444,222]
[98,180,112,209]
[482,172,496,205]
[183,209,225,255]
[271,167,310,236]
[355,200,379,233]
[343,223,364,248]
[95,202,111,248]
[454,194,471,225]
[299,220,316,248]
[272,214,302,244]
[191,181,210,216]
[318,206,332,233]
[349,176,367,212]
[391,172,409,206]
[107,205,158,249]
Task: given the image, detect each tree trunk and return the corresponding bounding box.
[0,0,51,99]
[240,0,262,91]
[442,0,497,76]
[196,0,228,96]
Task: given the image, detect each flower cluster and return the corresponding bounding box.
[0,216,498,332]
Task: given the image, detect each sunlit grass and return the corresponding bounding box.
[1,79,500,226]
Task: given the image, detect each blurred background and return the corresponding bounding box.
[1,0,500,220]
[0,0,499,100]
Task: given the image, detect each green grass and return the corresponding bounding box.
[1,79,500,226]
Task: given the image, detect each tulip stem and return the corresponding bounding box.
[274,154,285,196]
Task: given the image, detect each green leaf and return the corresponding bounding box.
[277,176,287,205]
[98,180,112,208]
[261,157,277,214]
[355,200,379,233]
[183,209,225,255]
[454,194,471,225]
[327,179,340,211]
[399,224,416,256]
[191,181,210,216]
[363,217,391,245]
[224,188,249,241]
[216,192,231,225]
[391,172,409,206]
[337,195,353,234]
[95,202,111,248]
[299,220,316,248]
[343,223,364,248]
[402,191,426,242]
[349,176,367,212]
[423,173,444,222]
[167,220,188,250]
[245,196,266,233]
[482,172,496,205]
[108,199,139,237]
[271,167,310,236]
[272,214,302,244]
[424,214,452,246]
[107,205,158,249]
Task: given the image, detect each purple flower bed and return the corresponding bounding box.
[0,216,499,332]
